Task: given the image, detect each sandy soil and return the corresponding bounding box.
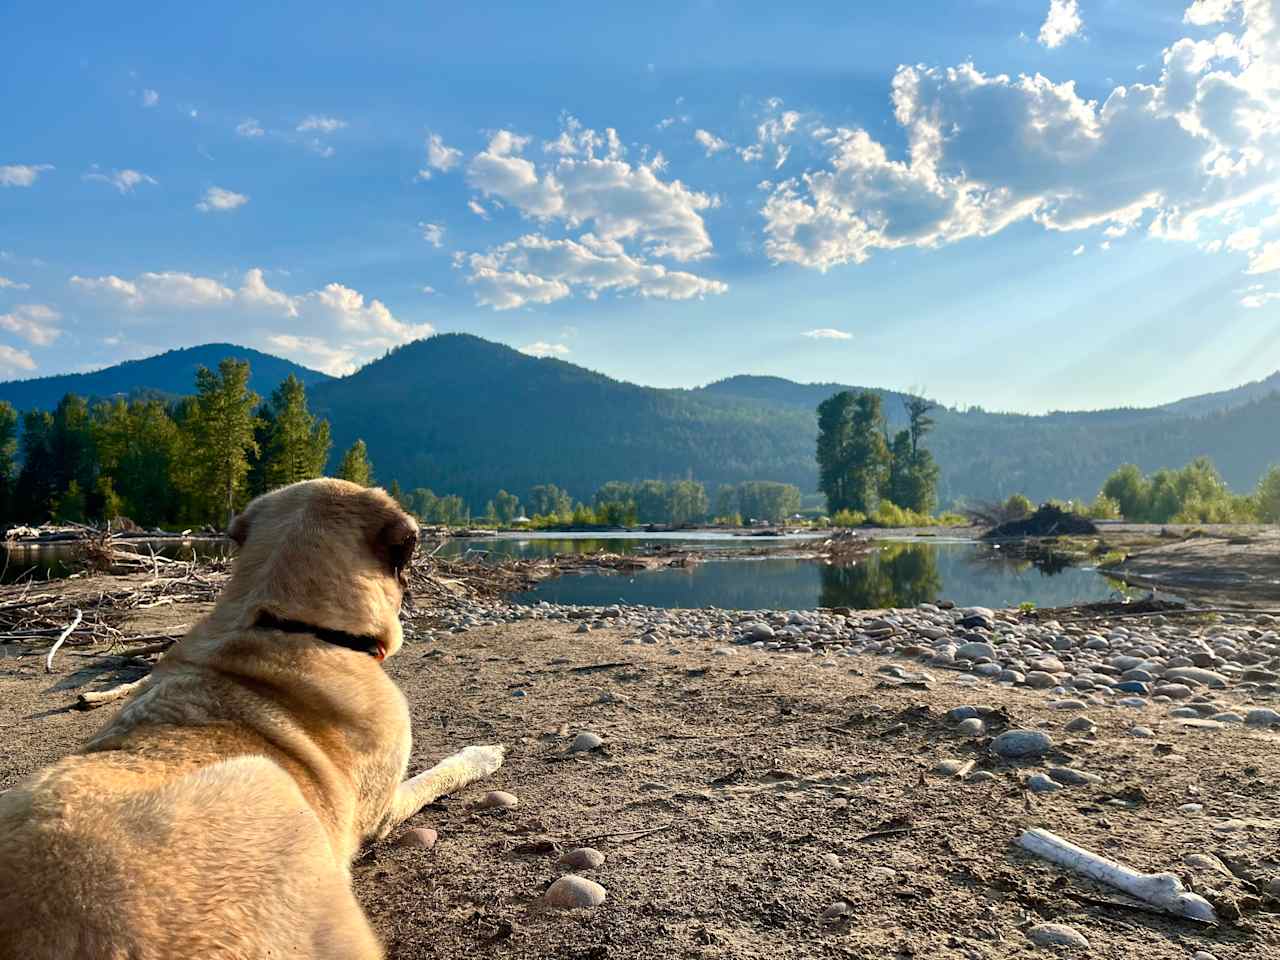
[3,607,1279,959]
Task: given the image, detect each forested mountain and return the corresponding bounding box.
[3,333,1278,510]
[0,344,330,411]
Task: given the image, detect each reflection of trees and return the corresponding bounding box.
[819,543,941,609]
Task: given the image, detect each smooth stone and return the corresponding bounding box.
[992,729,1054,759]
[1047,767,1102,787]
[1117,697,1149,708]
[397,827,438,849]
[957,717,985,737]
[1065,716,1097,733]
[1025,671,1057,689]
[1180,803,1205,815]
[1027,923,1090,949]
[956,641,996,661]
[1246,708,1280,726]
[543,875,607,910]
[475,790,519,810]
[822,901,852,921]
[560,847,606,870]
[570,731,605,753]
[1050,699,1087,710]
[1211,712,1244,724]
[1032,656,1066,673]
[1129,726,1156,738]
[933,759,968,776]
[1026,773,1061,793]
[948,705,982,722]
[967,771,997,783]
[1164,667,1229,689]
[1114,681,1150,694]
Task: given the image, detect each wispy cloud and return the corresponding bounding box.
[1071,244,1085,256]
[694,129,729,156]
[520,341,571,357]
[419,222,445,248]
[802,328,852,340]
[0,277,31,290]
[0,345,36,376]
[0,164,54,188]
[236,118,265,138]
[1247,242,1280,276]
[417,132,462,180]
[296,115,347,134]
[142,89,159,108]
[83,167,158,194]
[195,186,249,213]
[0,303,62,346]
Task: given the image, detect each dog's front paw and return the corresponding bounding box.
[460,744,506,778]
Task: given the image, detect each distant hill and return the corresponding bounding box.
[4,335,1278,509]
[307,334,1280,508]
[0,343,330,411]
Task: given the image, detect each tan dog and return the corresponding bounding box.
[0,478,504,959]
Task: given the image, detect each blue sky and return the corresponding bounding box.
[2,0,1278,412]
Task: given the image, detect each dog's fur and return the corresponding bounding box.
[0,479,503,959]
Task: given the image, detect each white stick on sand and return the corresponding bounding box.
[1017,828,1218,923]
[44,608,83,673]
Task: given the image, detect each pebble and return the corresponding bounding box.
[1245,708,1280,726]
[397,827,438,849]
[543,875,607,910]
[1026,773,1061,793]
[475,790,519,810]
[1026,923,1089,949]
[570,731,605,753]
[991,729,1054,760]
[1047,767,1101,787]
[957,717,985,737]
[1129,726,1156,739]
[560,847,606,870]
[1064,716,1097,734]
[821,900,852,921]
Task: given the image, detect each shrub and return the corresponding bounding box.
[832,508,867,527]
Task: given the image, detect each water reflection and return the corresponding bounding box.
[513,540,1130,611]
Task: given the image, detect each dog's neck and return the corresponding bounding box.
[253,609,386,660]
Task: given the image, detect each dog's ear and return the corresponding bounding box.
[228,510,251,547]
[373,514,418,585]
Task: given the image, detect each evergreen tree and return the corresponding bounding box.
[388,479,405,506]
[53,480,86,523]
[187,360,261,526]
[816,392,856,512]
[50,394,95,509]
[14,411,56,522]
[263,374,331,490]
[336,439,374,486]
[885,430,914,508]
[0,401,18,522]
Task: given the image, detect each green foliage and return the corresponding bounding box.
[263,374,331,489]
[186,360,261,525]
[95,476,124,523]
[1084,494,1122,520]
[1003,493,1035,520]
[1018,601,1037,614]
[492,489,522,523]
[832,508,867,528]
[731,480,802,523]
[336,439,374,487]
[871,501,939,527]
[1097,457,1258,523]
[528,483,572,519]
[1096,550,1127,568]
[1257,466,1280,523]
[53,480,86,524]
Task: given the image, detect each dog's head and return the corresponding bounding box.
[222,478,419,660]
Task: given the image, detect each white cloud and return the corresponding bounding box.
[1241,288,1280,307]
[801,328,852,340]
[0,277,30,290]
[83,168,158,193]
[762,2,1280,272]
[0,304,61,346]
[421,285,437,295]
[468,198,491,219]
[296,115,346,134]
[419,222,445,248]
[463,233,727,310]
[1072,244,1086,255]
[0,164,53,188]
[1038,0,1083,49]
[236,118,265,137]
[1227,225,1263,250]
[466,123,716,261]
[71,268,430,375]
[520,341,571,357]
[0,345,36,376]
[694,129,730,156]
[196,186,249,213]
[1248,241,1280,274]
[142,89,159,108]
[739,104,802,168]
[417,132,462,180]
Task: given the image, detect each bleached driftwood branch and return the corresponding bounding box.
[1017,827,1218,923]
[44,608,83,673]
[77,675,150,710]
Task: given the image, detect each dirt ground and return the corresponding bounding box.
[1108,529,1280,605]
[3,607,1279,959]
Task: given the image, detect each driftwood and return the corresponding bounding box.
[1017,827,1218,923]
[77,675,151,709]
[43,609,83,673]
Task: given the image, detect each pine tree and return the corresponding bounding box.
[188,360,261,527]
[14,410,56,522]
[336,439,374,487]
[264,374,331,490]
[0,401,18,522]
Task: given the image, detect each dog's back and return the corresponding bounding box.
[0,748,381,959]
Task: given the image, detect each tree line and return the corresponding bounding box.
[816,391,941,523]
[0,359,375,528]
